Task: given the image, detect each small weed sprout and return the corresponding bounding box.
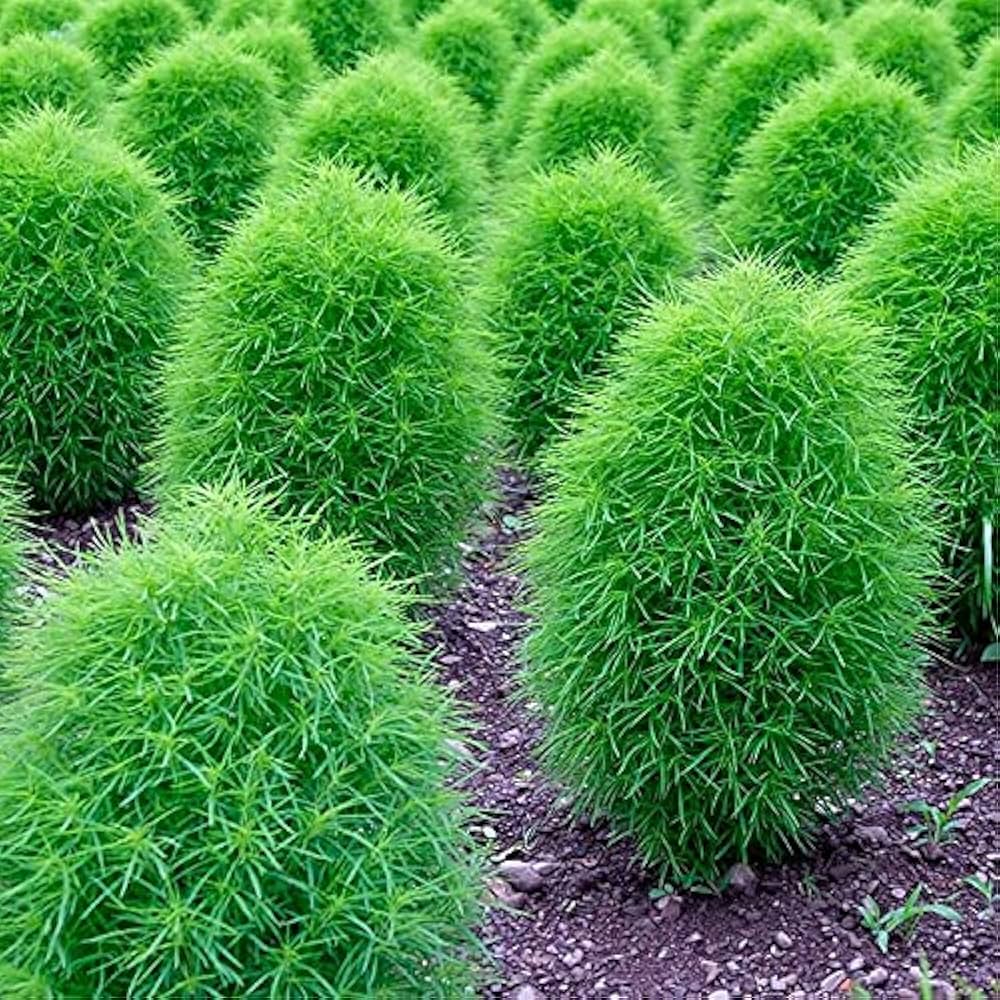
[859,886,963,953]
[901,777,993,844]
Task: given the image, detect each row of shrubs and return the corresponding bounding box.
[0,0,996,993]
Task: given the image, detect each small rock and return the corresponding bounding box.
[848,956,865,972]
[857,825,892,847]
[700,959,721,985]
[774,930,793,949]
[487,877,526,910]
[726,862,758,896]
[865,967,888,987]
[897,991,920,1000]
[707,991,731,1000]
[467,619,500,633]
[511,988,544,1000]
[819,969,846,993]
[561,948,583,968]
[499,860,545,894]
[497,728,523,750]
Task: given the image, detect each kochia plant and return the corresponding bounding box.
[944,38,1000,148]
[288,0,399,73]
[0,0,83,41]
[943,0,999,63]
[522,259,936,879]
[690,9,837,205]
[158,163,499,582]
[845,0,963,102]
[213,0,289,28]
[575,0,670,69]
[413,0,516,112]
[0,110,191,512]
[81,0,193,81]
[841,147,999,638]
[0,472,25,648]
[0,34,107,130]
[650,0,698,47]
[115,33,281,253]
[272,51,488,241]
[718,64,937,275]
[0,483,481,996]
[484,149,696,460]
[510,49,688,195]
[229,17,321,104]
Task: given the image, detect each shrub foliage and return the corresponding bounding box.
[288,0,398,73]
[845,0,963,102]
[158,163,499,581]
[0,483,480,996]
[942,0,998,63]
[81,0,193,81]
[484,149,696,460]
[0,0,83,41]
[273,51,487,240]
[213,0,289,29]
[691,9,836,205]
[116,34,281,253]
[0,110,191,512]
[522,259,936,879]
[0,34,107,130]
[575,0,669,68]
[413,0,516,112]
[841,147,999,637]
[944,37,1000,147]
[718,64,937,275]
[228,17,321,104]
[0,472,25,647]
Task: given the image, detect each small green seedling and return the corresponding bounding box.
[965,874,996,912]
[902,777,993,844]
[859,885,962,953]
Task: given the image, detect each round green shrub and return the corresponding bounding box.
[0,472,26,648]
[81,0,192,81]
[493,16,638,153]
[0,482,480,996]
[288,0,399,73]
[651,0,698,47]
[0,33,107,130]
[0,0,83,41]
[510,49,688,195]
[213,0,288,29]
[229,17,321,103]
[845,0,963,102]
[718,64,937,275]
[575,0,669,68]
[943,0,999,63]
[484,149,696,460]
[493,0,555,50]
[673,0,780,126]
[413,0,516,112]
[785,0,842,20]
[841,147,999,638]
[522,258,936,879]
[0,110,192,512]
[158,163,499,581]
[691,9,837,205]
[272,51,487,241]
[115,33,281,253]
[944,36,1000,146]
[179,0,217,19]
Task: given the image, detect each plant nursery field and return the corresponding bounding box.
[0,0,997,997]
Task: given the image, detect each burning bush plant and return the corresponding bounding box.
[941,0,997,63]
[944,38,1000,147]
[841,146,999,639]
[844,0,962,102]
[213,0,289,29]
[522,259,937,880]
[272,51,487,241]
[0,483,481,996]
[158,163,499,582]
[0,34,107,130]
[0,110,191,512]
[288,0,399,73]
[690,8,837,205]
[81,0,192,81]
[0,472,25,647]
[484,149,696,460]
[228,17,321,104]
[718,63,937,275]
[0,0,83,41]
[115,33,280,253]
[575,0,669,69]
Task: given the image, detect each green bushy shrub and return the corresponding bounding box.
[81,0,192,81]
[943,0,998,63]
[0,482,480,996]
[0,0,83,41]
[575,0,669,68]
[845,0,963,102]
[522,259,936,879]
[158,163,499,581]
[272,51,487,240]
[0,472,25,647]
[289,0,399,73]
[116,33,280,253]
[673,0,780,125]
[229,17,320,103]
[510,49,688,194]
[841,147,999,638]
[0,34,107,130]
[691,9,836,205]
[651,0,697,46]
[401,0,552,48]
[493,16,637,153]
[786,0,842,20]
[413,0,516,111]
[944,36,1000,146]
[179,0,216,18]
[718,64,937,275]
[0,110,191,512]
[213,0,288,29]
[484,149,696,460]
